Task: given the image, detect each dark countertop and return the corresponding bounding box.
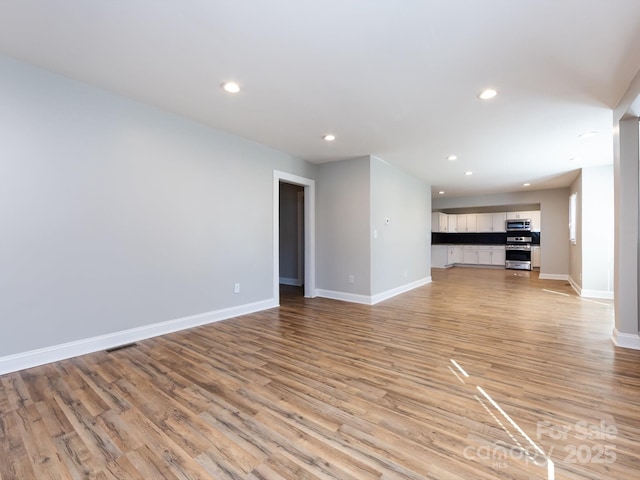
[432,232,541,245]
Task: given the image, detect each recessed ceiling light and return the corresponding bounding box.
[569,157,578,162]
[478,88,498,100]
[464,171,473,176]
[222,82,240,94]
[438,191,445,195]
[523,183,531,187]
[446,155,458,161]
[323,134,336,141]
[579,131,598,139]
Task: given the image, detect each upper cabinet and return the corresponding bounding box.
[456,213,477,232]
[432,210,540,232]
[476,213,493,232]
[492,212,507,232]
[447,214,457,233]
[432,212,448,232]
[476,212,507,232]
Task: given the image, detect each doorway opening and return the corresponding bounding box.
[279,182,304,297]
[273,171,316,304]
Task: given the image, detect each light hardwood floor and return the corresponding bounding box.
[1,268,639,479]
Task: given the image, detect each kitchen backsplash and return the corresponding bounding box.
[432,232,541,245]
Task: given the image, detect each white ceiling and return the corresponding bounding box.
[1,1,640,197]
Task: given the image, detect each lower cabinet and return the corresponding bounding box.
[462,245,479,264]
[448,245,463,264]
[480,245,506,266]
[532,246,541,268]
[431,244,506,267]
[432,245,449,268]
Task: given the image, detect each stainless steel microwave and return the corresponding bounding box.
[505,218,531,231]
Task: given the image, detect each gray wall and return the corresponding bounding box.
[316,156,372,295]
[370,156,430,295]
[613,117,639,336]
[433,188,570,276]
[279,182,303,282]
[569,173,583,287]
[0,55,316,357]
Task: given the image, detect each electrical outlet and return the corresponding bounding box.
[348,275,355,284]
[404,270,408,278]
[234,283,240,294]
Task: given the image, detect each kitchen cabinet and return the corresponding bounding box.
[529,211,541,232]
[532,246,541,268]
[462,245,479,264]
[431,245,449,267]
[434,244,505,267]
[492,212,507,232]
[479,245,506,266]
[432,212,449,232]
[476,212,507,232]
[447,214,457,233]
[507,210,541,231]
[457,214,477,232]
[476,213,493,232]
[448,245,462,264]
[491,246,505,265]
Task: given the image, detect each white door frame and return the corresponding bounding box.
[273,170,316,301]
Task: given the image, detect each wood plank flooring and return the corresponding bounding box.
[1,268,639,479]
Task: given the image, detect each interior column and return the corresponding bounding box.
[612,116,640,348]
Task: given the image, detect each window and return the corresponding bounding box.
[569,192,577,245]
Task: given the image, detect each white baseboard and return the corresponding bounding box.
[315,289,373,305]
[567,275,581,295]
[580,289,614,300]
[611,327,640,350]
[0,298,278,376]
[568,275,614,299]
[317,277,432,306]
[538,273,569,281]
[370,277,432,305]
[279,277,303,286]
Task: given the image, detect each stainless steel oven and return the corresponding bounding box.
[505,235,532,270]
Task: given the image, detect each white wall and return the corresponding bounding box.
[432,188,570,276]
[581,166,614,297]
[568,167,614,297]
[370,156,430,295]
[0,55,316,360]
[569,173,583,288]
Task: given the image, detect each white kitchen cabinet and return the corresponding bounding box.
[478,247,492,264]
[532,246,541,268]
[447,214,457,233]
[431,245,449,267]
[466,214,477,232]
[462,245,479,264]
[457,214,477,232]
[432,212,448,232]
[456,214,467,232]
[492,212,507,232]
[476,212,507,232]
[448,245,462,264]
[529,211,541,232]
[478,245,506,266]
[490,246,506,265]
[476,213,493,232]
